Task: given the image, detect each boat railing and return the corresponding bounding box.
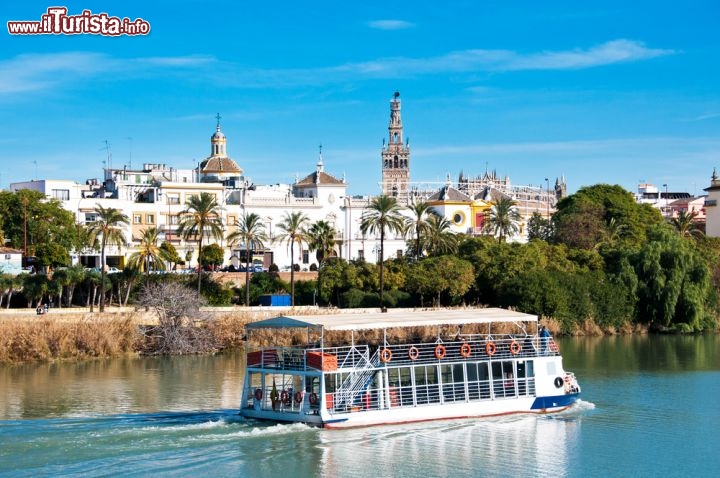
[246,335,560,371]
[246,345,371,372]
[333,348,382,411]
[374,335,559,367]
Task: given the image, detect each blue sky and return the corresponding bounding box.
[1,1,719,196]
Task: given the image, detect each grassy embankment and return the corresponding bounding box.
[0,307,646,364]
[0,309,270,364]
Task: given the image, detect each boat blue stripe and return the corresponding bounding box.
[530,393,579,410]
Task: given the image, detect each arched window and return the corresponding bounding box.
[392,185,398,197]
[394,155,398,168]
[394,132,399,142]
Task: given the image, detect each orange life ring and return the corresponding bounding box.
[408,346,420,361]
[293,391,303,404]
[280,390,289,403]
[380,348,393,363]
[510,340,521,355]
[254,388,263,401]
[434,344,447,359]
[460,343,472,358]
[485,341,496,356]
[309,392,318,405]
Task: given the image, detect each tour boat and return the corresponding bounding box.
[239,308,581,429]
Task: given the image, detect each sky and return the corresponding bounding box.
[1,1,719,197]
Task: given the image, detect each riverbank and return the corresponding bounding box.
[0,306,316,364]
[0,306,646,364]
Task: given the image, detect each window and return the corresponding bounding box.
[396,249,403,259]
[169,215,179,225]
[51,189,70,200]
[302,249,309,264]
[358,250,364,260]
[133,214,142,224]
[228,215,237,226]
[167,194,180,205]
[146,214,154,225]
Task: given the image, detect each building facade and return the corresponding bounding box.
[10,94,565,270]
[381,92,411,203]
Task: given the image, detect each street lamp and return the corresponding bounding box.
[545,178,550,216]
[22,196,28,257]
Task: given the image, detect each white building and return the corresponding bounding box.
[11,95,562,269]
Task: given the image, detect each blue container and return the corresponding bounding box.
[258,294,291,306]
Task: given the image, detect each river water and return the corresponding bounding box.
[0,335,718,477]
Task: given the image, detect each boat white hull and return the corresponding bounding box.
[240,393,579,429]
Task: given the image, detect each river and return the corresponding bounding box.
[0,335,718,477]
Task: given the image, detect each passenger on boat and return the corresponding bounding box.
[540,326,551,355]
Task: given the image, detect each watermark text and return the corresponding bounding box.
[7,7,150,36]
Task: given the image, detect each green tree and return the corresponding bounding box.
[634,225,713,331]
[671,210,702,238]
[527,212,553,242]
[407,256,474,306]
[406,201,432,260]
[35,243,70,269]
[274,211,309,307]
[360,195,405,308]
[228,212,268,306]
[177,192,224,294]
[160,241,182,270]
[128,227,167,275]
[423,213,458,256]
[22,273,49,308]
[87,205,129,312]
[307,219,337,304]
[0,190,78,266]
[50,268,71,308]
[554,184,663,249]
[64,264,86,307]
[484,196,521,243]
[199,243,224,270]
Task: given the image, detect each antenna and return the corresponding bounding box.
[127,137,133,169]
[101,140,112,171]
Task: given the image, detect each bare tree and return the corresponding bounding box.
[138,282,217,355]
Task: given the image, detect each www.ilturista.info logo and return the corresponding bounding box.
[7,7,150,36]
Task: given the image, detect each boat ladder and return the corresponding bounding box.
[334,349,380,411]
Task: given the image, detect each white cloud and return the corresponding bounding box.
[0,52,216,95]
[212,39,676,88]
[367,20,415,30]
[0,40,675,95]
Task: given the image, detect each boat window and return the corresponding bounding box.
[399,367,412,388]
[546,362,557,376]
[440,364,467,403]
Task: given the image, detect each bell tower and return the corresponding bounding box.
[381,92,411,203]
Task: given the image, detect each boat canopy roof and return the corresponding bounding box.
[244,308,537,332]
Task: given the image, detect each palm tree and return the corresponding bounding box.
[307,220,337,304]
[423,213,459,256]
[360,195,405,308]
[671,210,702,237]
[227,212,268,306]
[275,211,310,307]
[484,196,521,243]
[599,217,627,249]
[177,192,224,293]
[406,201,432,260]
[87,205,129,312]
[128,227,168,275]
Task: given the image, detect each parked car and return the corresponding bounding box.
[107,267,122,274]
